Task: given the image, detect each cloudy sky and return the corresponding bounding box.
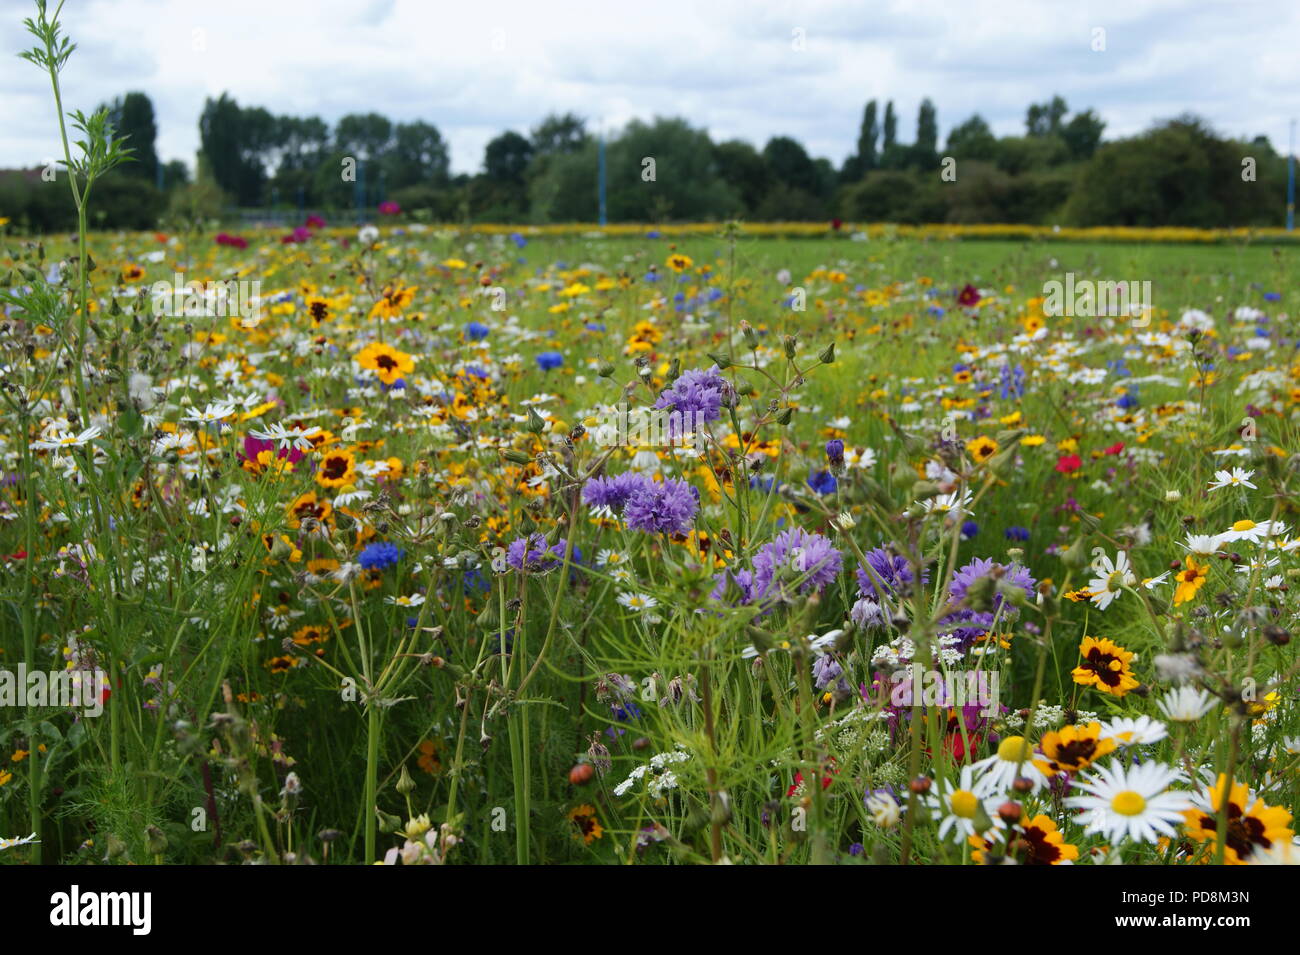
[3,0,1297,174]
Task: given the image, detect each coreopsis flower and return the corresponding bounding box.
[356,342,415,385]
[1071,636,1139,698]
[1065,760,1192,844]
[316,449,357,489]
[970,813,1079,865]
[1172,555,1208,605]
[1182,775,1295,864]
[666,253,693,272]
[1033,722,1116,776]
[965,435,999,464]
[567,804,604,844]
[369,285,416,319]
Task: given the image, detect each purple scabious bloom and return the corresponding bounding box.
[855,547,926,601]
[581,471,648,513]
[653,365,730,424]
[710,567,756,604]
[948,557,1036,613]
[358,541,403,570]
[506,533,569,572]
[623,477,699,535]
[751,528,842,601]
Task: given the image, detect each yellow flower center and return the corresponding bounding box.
[997,735,1033,762]
[1232,520,1256,532]
[1111,790,1146,816]
[950,789,979,818]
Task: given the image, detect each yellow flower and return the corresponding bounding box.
[1033,722,1116,776]
[666,253,693,272]
[1173,555,1207,605]
[316,449,357,489]
[1182,775,1294,864]
[567,804,604,844]
[965,435,999,463]
[1071,636,1139,697]
[369,285,416,319]
[356,342,415,384]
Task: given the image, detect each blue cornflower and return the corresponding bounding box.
[359,541,403,571]
[536,351,564,371]
[1004,526,1030,542]
[465,321,490,341]
[961,520,979,540]
[807,469,837,495]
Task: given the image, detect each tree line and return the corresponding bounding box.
[0,91,1290,231]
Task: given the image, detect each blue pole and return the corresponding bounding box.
[598,131,607,226]
[1288,119,1295,232]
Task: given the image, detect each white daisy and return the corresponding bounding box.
[250,422,323,452]
[386,593,426,607]
[616,592,658,612]
[31,425,102,452]
[971,735,1049,797]
[1182,533,1221,557]
[181,401,237,424]
[1100,715,1169,747]
[1088,550,1136,611]
[1065,760,1192,843]
[1156,686,1219,722]
[1219,519,1286,545]
[925,765,1007,843]
[1207,468,1256,491]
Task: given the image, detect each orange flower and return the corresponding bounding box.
[1174,555,1207,605]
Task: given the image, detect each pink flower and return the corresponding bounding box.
[378,201,401,216]
[305,215,326,229]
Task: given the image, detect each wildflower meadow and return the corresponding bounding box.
[1,3,1299,906]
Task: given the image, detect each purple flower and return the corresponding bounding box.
[710,567,756,604]
[751,528,842,601]
[825,438,845,469]
[506,533,569,572]
[948,557,1035,612]
[856,547,926,601]
[623,478,699,535]
[653,365,730,424]
[581,471,649,513]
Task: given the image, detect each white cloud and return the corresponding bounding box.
[2,0,1296,176]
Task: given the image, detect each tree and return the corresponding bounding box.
[914,98,938,168]
[762,136,820,195]
[946,114,998,160]
[385,121,450,189]
[530,113,589,157]
[841,100,879,182]
[1061,109,1106,160]
[713,139,770,214]
[484,131,533,185]
[199,93,268,205]
[883,101,897,150]
[104,92,159,183]
[604,117,738,221]
[1026,95,1069,137]
[336,113,393,162]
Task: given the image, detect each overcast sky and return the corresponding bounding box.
[3,0,1297,174]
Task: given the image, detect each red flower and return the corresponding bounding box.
[957,283,981,307]
[831,217,843,231]
[1102,441,1125,456]
[786,758,838,797]
[1055,454,1082,474]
